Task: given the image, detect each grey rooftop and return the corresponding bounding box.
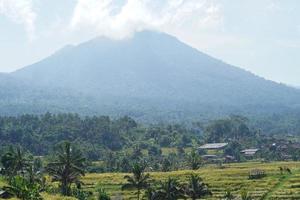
[199,143,228,149]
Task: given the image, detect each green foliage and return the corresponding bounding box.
[224,141,243,161]
[187,149,202,170]
[155,177,185,200]
[1,146,30,178]
[205,115,254,143]
[0,114,199,161]
[46,142,86,196]
[161,158,172,172]
[72,188,93,200]
[144,187,158,200]
[122,162,150,200]
[3,176,43,200]
[96,188,110,200]
[185,174,211,200]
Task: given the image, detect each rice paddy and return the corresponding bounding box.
[80,161,300,199]
[1,161,300,199]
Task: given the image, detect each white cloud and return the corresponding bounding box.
[0,0,36,40]
[266,0,281,12]
[70,0,222,39]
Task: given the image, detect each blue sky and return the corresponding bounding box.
[0,0,300,86]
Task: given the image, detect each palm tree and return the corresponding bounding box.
[185,174,211,200]
[187,149,202,170]
[46,142,86,196]
[155,177,185,200]
[1,146,29,178]
[144,187,158,200]
[122,163,150,200]
[26,162,46,191]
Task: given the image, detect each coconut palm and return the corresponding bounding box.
[46,142,86,196]
[1,146,30,178]
[185,174,211,200]
[26,162,46,191]
[155,177,186,200]
[122,163,150,200]
[187,149,202,170]
[144,187,159,200]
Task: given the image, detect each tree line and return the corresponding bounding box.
[1,113,299,174]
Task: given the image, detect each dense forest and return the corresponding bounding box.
[0,113,200,159]
[1,113,300,173]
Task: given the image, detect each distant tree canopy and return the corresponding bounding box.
[0,113,200,160]
[1,113,300,170]
[205,115,254,143]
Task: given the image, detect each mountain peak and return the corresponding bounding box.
[6,31,300,120]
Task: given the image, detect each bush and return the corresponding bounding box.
[97,188,111,200]
[73,188,93,200]
[148,146,162,156]
[3,176,42,200]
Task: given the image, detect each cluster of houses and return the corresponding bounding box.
[198,143,259,163]
[198,139,300,163]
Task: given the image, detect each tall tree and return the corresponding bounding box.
[46,142,86,196]
[1,146,29,178]
[187,149,202,170]
[185,174,211,200]
[156,178,185,200]
[122,163,150,200]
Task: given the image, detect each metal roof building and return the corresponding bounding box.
[241,148,259,156]
[199,143,228,150]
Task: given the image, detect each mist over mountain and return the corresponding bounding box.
[1,31,300,121]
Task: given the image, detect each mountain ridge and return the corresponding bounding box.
[1,30,299,121]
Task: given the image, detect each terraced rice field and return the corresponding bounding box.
[80,161,300,200]
[1,161,300,199]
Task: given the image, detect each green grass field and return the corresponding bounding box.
[1,161,300,200]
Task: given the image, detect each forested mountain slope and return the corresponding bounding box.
[0,31,299,121]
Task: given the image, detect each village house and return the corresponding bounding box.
[198,143,228,162]
[198,143,228,150]
[241,148,259,157]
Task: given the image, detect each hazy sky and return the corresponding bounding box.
[0,0,300,86]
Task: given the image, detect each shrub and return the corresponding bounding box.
[97,188,111,200]
[72,188,93,200]
[3,176,42,200]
